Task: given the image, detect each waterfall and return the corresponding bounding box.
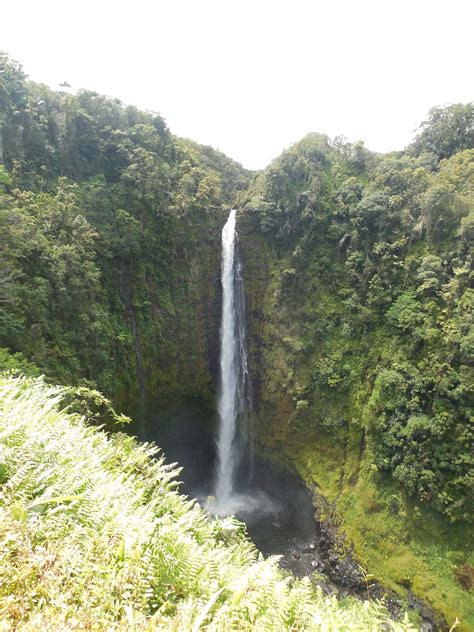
[214,209,252,510]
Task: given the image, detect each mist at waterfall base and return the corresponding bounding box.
[141,398,320,576]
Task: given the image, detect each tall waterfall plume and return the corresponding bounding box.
[214,209,253,511]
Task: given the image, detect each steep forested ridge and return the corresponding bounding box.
[240,125,473,523]
[0,52,250,412]
[0,50,473,628]
[238,119,473,625]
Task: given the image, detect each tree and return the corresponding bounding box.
[0,51,27,164]
[410,103,474,161]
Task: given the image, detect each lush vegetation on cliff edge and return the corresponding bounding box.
[0,374,414,630]
[241,122,473,522]
[0,51,250,411]
[0,50,472,628]
[238,108,473,627]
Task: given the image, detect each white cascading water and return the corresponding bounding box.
[214,209,252,512]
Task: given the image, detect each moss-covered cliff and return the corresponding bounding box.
[111,205,227,413]
[0,52,250,413]
[237,128,473,628]
[1,51,473,629]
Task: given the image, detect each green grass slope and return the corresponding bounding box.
[0,375,413,631]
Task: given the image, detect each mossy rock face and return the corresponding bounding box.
[100,208,227,417]
[237,209,297,444]
[236,209,273,418]
[139,210,225,407]
[237,200,474,630]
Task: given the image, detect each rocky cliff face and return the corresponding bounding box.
[115,208,226,415]
[237,204,474,629]
[237,208,298,444]
[235,138,474,627]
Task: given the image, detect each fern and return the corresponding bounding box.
[0,375,417,630]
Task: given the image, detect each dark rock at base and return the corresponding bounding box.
[310,485,446,631]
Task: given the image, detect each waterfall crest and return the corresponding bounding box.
[214,209,253,512]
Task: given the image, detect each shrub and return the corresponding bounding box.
[0,375,406,630]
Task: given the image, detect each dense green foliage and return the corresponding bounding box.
[0,375,411,630]
[1,49,472,626]
[0,51,250,409]
[409,103,474,161]
[241,124,473,523]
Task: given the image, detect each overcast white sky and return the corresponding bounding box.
[2,0,473,169]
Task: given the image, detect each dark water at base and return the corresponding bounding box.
[138,398,326,578]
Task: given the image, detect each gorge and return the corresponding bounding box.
[0,52,473,630]
[139,208,324,581]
